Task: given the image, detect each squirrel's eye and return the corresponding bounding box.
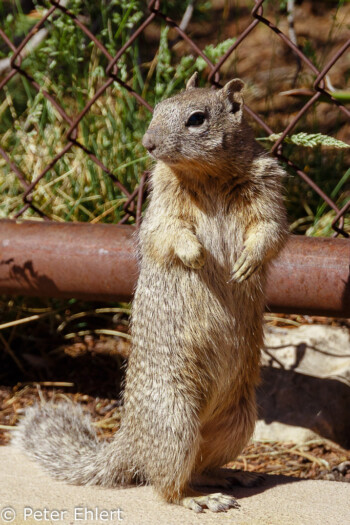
[186,112,206,127]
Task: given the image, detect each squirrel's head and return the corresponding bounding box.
[142,73,246,171]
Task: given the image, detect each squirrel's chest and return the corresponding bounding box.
[188,186,248,255]
[195,208,245,269]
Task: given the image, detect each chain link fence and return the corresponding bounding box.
[0,0,349,234]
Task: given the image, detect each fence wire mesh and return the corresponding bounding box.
[0,0,349,235]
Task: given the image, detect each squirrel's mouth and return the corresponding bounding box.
[148,150,179,165]
[142,132,182,165]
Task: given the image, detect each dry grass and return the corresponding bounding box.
[1,381,350,483]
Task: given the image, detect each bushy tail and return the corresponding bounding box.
[12,403,131,487]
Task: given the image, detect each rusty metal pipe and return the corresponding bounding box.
[0,220,138,302]
[266,235,350,317]
[0,220,349,317]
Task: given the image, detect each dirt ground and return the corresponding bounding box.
[1,313,350,484]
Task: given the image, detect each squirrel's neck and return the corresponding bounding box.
[151,161,251,214]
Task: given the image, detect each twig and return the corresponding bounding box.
[179,0,196,32]
[262,347,285,369]
[0,1,68,77]
[287,0,301,88]
[0,332,26,374]
[0,28,48,76]
[15,381,74,387]
[264,314,301,327]
[63,329,132,340]
[57,307,131,333]
[291,448,330,468]
[169,0,196,49]
[0,311,58,330]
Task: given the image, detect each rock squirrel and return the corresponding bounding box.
[12,73,288,513]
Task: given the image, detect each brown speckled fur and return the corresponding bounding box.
[12,75,288,513]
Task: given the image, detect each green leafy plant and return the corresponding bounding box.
[0,1,236,223]
[259,132,350,149]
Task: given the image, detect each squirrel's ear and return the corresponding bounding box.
[220,78,245,113]
[186,72,199,90]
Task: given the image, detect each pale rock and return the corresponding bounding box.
[256,324,350,446]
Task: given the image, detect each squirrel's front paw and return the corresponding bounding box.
[230,247,262,283]
[176,238,206,270]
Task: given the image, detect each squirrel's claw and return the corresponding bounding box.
[230,249,260,282]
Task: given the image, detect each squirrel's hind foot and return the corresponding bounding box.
[228,469,265,487]
[193,468,265,489]
[222,469,265,488]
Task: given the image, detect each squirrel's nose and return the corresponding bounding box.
[142,129,158,153]
[142,133,156,152]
